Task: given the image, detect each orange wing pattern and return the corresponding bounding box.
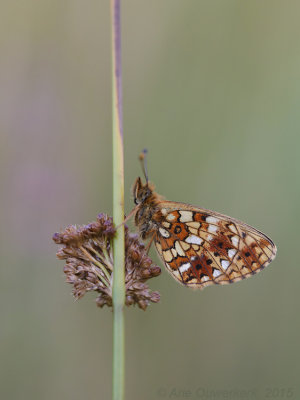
[154,203,277,289]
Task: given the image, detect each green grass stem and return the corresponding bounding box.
[111,0,125,399]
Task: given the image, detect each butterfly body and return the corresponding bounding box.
[132,176,277,290]
[133,177,164,239]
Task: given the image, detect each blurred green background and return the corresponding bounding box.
[1,1,299,399]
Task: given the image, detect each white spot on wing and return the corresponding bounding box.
[162,221,171,229]
[189,227,199,235]
[180,241,190,251]
[208,224,218,233]
[202,275,209,282]
[166,213,175,221]
[228,249,237,259]
[231,235,239,247]
[213,269,221,278]
[179,211,193,222]
[175,241,185,257]
[221,260,230,270]
[186,221,201,229]
[206,216,218,224]
[161,208,167,215]
[159,227,170,238]
[163,250,173,262]
[186,235,203,245]
[179,262,191,273]
[229,224,238,234]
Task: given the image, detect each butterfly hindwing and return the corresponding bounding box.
[154,202,277,289]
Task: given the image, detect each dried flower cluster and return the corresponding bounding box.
[53,213,160,310]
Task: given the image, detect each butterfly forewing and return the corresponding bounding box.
[154,202,277,289]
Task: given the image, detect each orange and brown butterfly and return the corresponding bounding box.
[130,150,277,290]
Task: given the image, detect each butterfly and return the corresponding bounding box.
[130,151,277,289]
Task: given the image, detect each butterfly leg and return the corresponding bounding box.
[145,234,155,254]
[115,206,139,229]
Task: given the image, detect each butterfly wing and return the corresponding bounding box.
[154,201,277,289]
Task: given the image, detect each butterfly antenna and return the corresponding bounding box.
[139,149,149,183]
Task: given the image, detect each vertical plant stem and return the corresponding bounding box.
[111,1,125,400]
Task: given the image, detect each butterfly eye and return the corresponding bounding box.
[133,177,142,204]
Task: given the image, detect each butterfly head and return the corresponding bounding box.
[133,177,153,205]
